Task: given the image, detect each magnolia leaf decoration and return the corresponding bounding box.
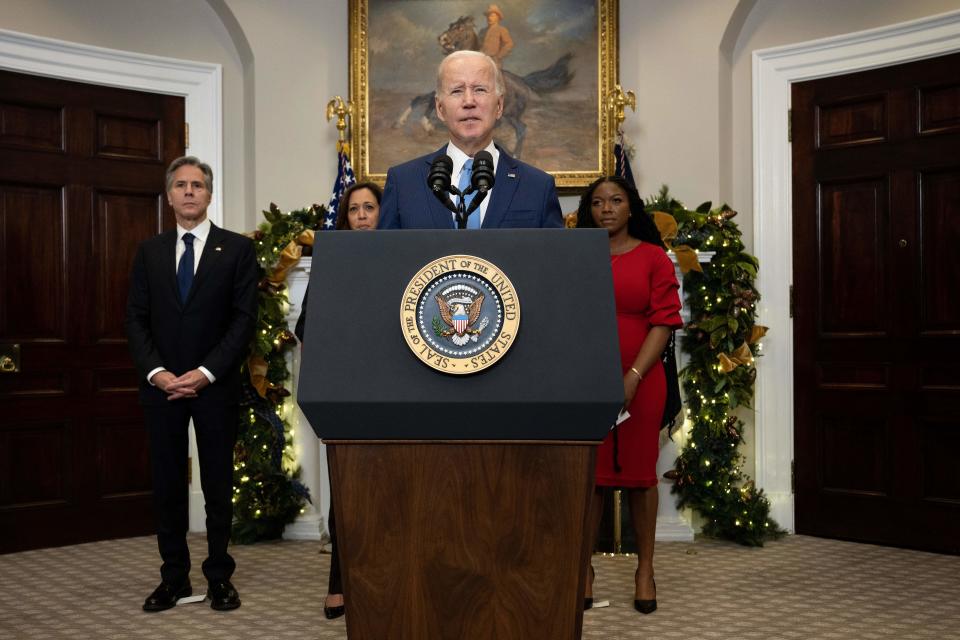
[653,211,702,273]
[749,324,768,344]
[247,355,269,397]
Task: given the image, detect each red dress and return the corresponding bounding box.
[595,242,683,488]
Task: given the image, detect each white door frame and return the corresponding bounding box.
[0,28,223,532]
[752,10,960,532]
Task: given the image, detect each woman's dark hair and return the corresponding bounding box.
[575,176,664,248]
[335,181,383,230]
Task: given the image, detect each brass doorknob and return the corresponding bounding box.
[0,344,19,372]
[899,239,908,248]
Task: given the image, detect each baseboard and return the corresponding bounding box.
[656,515,695,542]
[282,514,324,541]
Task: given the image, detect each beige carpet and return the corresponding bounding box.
[0,534,957,639]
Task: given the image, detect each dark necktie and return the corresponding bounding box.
[177,233,195,303]
[458,159,481,229]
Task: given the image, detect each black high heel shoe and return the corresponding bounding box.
[324,595,345,620]
[633,576,656,615]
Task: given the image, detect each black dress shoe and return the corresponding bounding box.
[143,580,192,612]
[583,598,593,611]
[207,580,241,611]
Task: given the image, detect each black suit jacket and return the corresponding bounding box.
[377,145,563,229]
[125,223,259,407]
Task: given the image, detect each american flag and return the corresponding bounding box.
[614,131,637,190]
[324,143,356,229]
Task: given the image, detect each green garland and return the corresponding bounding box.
[232,203,324,543]
[646,186,783,546]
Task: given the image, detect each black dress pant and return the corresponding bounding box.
[145,399,238,585]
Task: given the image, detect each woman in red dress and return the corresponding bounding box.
[577,176,682,614]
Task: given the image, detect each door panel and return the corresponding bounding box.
[817,178,888,335]
[919,169,960,334]
[793,51,960,554]
[0,185,66,340]
[0,69,183,553]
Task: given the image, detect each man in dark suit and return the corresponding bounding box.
[125,156,258,612]
[378,50,563,229]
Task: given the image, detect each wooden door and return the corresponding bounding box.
[792,52,960,554]
[0,70,183,552]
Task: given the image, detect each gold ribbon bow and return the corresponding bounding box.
[652,211,702,274]
[268,240,303,284]
[297,229,315,247]
[718,342,754,374]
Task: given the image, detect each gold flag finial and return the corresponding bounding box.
[325,96,352,153]
[607,84,636,131]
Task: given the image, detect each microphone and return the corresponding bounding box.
[427,154,458,214]
[462,150,495,219]
[470,150,495,194]
[428,154,453,194]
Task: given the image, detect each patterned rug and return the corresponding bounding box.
[0,534,957,639]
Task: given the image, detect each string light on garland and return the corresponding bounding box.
[647,186,783,547]
[231,202,326,544]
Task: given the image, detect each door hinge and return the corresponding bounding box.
[787,109,792,143]
[789,284,795,318]
[185,122,190,149]
[791,460,796,493]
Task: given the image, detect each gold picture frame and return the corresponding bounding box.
[348,0,619,191]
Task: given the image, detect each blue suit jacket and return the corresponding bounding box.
[378,145,563,229]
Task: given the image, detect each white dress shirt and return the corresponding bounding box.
[147,218,216,385]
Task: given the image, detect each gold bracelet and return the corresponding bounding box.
[629,366,643,380]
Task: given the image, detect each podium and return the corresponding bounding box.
[299,229,622,639]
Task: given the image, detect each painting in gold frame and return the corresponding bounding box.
[348,0,619,190]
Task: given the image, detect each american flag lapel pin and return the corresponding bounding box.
[215,246,222,251]
[508,172,516,178]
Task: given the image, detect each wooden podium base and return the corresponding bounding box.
[327,440,597,639]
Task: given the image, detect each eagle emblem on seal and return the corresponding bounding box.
[433,284,490,346]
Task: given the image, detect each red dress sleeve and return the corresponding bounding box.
[646,248,684,329]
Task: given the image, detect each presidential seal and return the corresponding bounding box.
[400,255,520,374]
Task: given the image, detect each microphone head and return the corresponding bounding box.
[471,150,495,192]
[428,154,453,192]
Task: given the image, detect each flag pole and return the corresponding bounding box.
[325,96,352,156]
[606,84,636,177]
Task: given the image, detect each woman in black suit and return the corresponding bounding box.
[295,181,382,620]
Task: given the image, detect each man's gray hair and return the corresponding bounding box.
[165,156,214,192]
[436,50,504,96]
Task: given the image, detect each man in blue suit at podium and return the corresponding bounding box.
[378,50,563,230]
